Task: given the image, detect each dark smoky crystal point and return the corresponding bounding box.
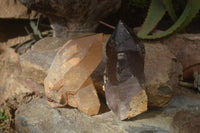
[105,20,146,119]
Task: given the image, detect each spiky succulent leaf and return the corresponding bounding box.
[137,0,166,37]
[178,0,200,31]
[163,0,177,22]
[138,0,200,39]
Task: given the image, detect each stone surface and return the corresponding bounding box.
[20,37,68,84]
[44,34,103,115]
[172,110,200,133]
[162,34,200,81]
[0,47,44,111]
[144,42,183,108]
[19,0,121,38]
[15,88,200,133]
[104,21,147,120]
[0,0,40,19]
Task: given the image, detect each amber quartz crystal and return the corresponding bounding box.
[44,34,103,115]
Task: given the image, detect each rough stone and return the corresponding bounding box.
[44,34,103,115]
[144,42,183,108]
[0,47,44,111]
[19,0,121,38]
[172,110,200,133]
[20,37,68,84]
[162,34,200,81]
[0,0,40,19]
[15,88,200,133]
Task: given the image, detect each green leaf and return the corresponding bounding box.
[177,0,200,31]
[162,0,177,22]
[138,0,200,39]
[30,21,42,38]
[0,109,9,121]
[137,0,166,37]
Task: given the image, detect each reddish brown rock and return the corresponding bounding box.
[0,47,43,110]
[0,0,40,19]
[162,34,200,81]
[144,42,182,108]
[20,37,68,84]
[44,34,103,115]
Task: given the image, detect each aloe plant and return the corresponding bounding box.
[137,0,200,39]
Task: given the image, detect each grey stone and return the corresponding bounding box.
[172,110,200,133]
[15,89,200,133]
[20,37,68,84]
[126,125,169,133]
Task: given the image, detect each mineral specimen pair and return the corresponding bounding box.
[45,21,147,120]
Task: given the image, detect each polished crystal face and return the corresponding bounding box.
[105,20,146,120]
[116,52,132,82]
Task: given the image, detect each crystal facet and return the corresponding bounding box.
[105,20,147,120]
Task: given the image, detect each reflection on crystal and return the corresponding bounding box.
[105,20,147,120]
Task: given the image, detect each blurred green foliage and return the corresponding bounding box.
[0,109,9,123]
[137,0,200,39]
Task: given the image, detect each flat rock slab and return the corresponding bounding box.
[15,92,200,133]
[20,37,68,84]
